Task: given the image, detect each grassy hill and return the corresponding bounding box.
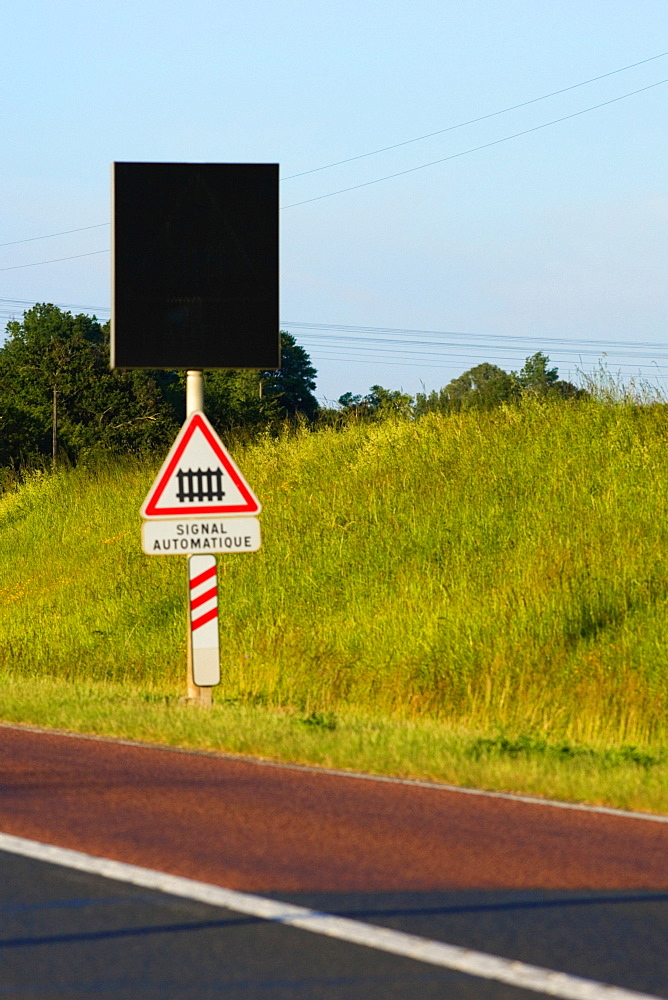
[1,398,667,811]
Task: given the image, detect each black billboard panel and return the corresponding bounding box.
[111,162,279,369]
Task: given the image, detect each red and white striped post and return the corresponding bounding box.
[188,554,221,693]
[185,370,216,705]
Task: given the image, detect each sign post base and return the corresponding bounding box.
[186,637,213,707]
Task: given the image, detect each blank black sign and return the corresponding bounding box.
[111,162,279,369]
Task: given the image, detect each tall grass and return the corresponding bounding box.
[1,397,667,755]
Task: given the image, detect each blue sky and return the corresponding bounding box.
[1,0,667,403]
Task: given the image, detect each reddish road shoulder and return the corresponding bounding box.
[0,725,665,892]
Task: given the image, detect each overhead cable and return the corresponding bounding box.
[281,78,668,208]
[282,50,668,180]
[284,322,668,352]
[298,338,668,363]
[0,224,110,249]
[310,352,664,373]
[0,250,109,272]
[3,51,667,248]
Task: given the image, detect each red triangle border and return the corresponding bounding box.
[142,413,260,518]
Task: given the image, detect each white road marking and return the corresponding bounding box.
[1,720,666,823]
[0,832,661,1000]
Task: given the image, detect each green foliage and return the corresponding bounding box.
[1,398,668,809]
[0,309,319,469]
[0,304,179,463]
[186,368,275,432]
[337,384,413,419]
[2,398,667,747]
[196,331,320,430]
[415,353,584,415]
[511,352,584,399]
[262,331,319,418]
[514,351,559,393]
[0,399,44,467]
[433,362,514,413]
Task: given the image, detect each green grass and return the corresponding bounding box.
[0,677,665,815]
[1,398,667,812]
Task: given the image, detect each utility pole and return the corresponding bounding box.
[52,386,57,467]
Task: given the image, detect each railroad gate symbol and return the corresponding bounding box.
[176,467,225,503]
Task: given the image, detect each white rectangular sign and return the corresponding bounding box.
[142,517,261,555]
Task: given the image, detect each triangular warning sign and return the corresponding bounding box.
[141,412,261,519]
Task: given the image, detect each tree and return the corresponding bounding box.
[260,331,319,418]
[199,368,278,432]
[0,304,179,465]
[0,311,321,471]
[513,352,558,395]
[414,353,585,416]
[190,331,319,432]
[0,400,43,467]
[512,352,584,399]
[413,386,449,417]
[415,363,513,414]
[365,384,413,417]
[337,385,413,419]
[552,379,586,399]
[445,362,514,410]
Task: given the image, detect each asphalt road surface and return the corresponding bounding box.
[0,724,666,999]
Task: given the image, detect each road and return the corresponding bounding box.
[0,724,666,999]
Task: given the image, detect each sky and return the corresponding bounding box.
[1,0,667,404]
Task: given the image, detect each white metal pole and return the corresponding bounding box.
[185,369,212,705]
[186,369,204,416]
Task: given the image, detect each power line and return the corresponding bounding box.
[1,304,665,360]
[0,296,110,311]
[0,250,108,272]
[304,339,668,363]
[4,71,665,269]
[281,77,668,208]
[282,51,668,180]
[284,322,668,352]
[310,352,666,373]
[300,339,668,363]
[2,304,664,374]
[3,52,667,250]
[295,325,668,370]
[0,224,109,249]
